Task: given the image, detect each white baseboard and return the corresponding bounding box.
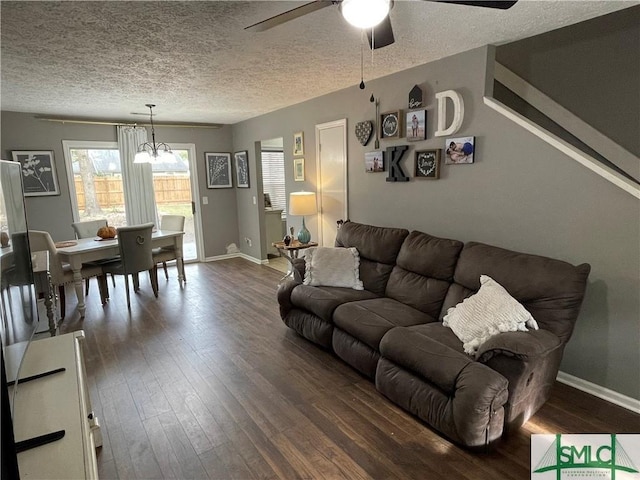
[204,253,268,265]
[557,371,640,414]
[239,253,269,265]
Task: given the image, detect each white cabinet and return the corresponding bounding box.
[265,209,284,255]
[8,331,100,479]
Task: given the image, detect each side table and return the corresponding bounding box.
[272,240,318,282]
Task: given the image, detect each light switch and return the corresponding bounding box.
[252,196,257,205]
[202,196,209,205]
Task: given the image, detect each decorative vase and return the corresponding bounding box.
[283,235,291,246]
[297,217,311,244]
[0,231,9,248]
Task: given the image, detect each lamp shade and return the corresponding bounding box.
[289,192,317,216]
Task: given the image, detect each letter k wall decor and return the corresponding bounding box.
[385,145,409,182]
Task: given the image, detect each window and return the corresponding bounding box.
[261,150,286,216]
[62,141,126,226]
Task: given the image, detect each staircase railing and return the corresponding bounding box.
[484,62,640,199]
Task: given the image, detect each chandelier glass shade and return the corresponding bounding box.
[134,104,176,164]
[341,0,390,29]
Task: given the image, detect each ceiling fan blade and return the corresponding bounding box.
[245,1,334,32]
[366,16,395,50]
[432,0,518,9]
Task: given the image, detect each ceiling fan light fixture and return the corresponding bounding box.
[341,0,390,29]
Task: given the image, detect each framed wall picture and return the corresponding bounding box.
[415,149,441,179]
[380,110,402,139]
[364,150,384,172]
[11,150,60,196]
[205,152,233,188]
[445,136,475,164]
[293,131,304,156]
[293,157,305,181]
[234,150,250,188]
[406,109,426,141]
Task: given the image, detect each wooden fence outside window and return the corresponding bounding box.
[74,175,191,209]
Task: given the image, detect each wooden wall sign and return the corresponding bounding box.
[409,85,423,109]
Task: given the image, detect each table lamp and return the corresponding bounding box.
[289,191,317,244]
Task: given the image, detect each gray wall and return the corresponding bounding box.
[496,6,640,157]
[0,111,238,258]
[232,45,639,400]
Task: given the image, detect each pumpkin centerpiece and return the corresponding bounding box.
[97,224,117,239]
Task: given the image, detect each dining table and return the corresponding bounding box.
[56,229,184,318]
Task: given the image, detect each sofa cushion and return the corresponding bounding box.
[443,275,539,356]
[443,242,590,342]
[333,298,435,351]
[379,327,475,394]
[335,222,409,295]
[386,231,463,317]
[303,247,363,290]
[406,323,466,354]
[290,285,378,322]
[396,231,463,279]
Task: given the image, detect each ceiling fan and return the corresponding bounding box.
[245,0,518,50]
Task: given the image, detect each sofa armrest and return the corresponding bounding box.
[475,329,564,431]
[476,330,561,363]
[276,277,300,318]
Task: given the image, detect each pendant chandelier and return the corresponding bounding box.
[134,104,176,164]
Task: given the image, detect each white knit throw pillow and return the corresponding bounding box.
[303,247,364,290]
[443,275,539,356]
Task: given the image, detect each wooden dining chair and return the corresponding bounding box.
[99,223,158,309]
[28,230,106,319]
[153,215,186,281]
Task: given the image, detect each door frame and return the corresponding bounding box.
[315,119,348,246]
[169,143,203,262]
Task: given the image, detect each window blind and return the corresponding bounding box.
[261,150,286,215]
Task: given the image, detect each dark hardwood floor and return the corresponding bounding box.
[57,258,639,479]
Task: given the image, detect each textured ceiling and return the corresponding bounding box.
[0,1,634,125]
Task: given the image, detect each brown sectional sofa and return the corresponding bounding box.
[277,221,591,449]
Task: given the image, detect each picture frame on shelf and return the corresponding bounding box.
[293,157,305,181]
[415,149,441,179]
[234,150,250,188]
[445,136,475,164]
[11,150,60,196]
[406,109,426,142]
[205,152,233,188]
[293,131,304,156]
[380,110,402,139]
[364,151,384,172]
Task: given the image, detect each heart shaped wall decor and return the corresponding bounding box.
[355,121,373,146]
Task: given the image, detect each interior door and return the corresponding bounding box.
[315,119,347,247]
